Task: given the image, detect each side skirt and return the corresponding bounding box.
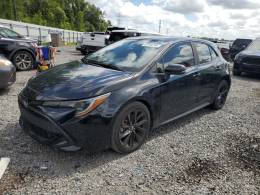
[154,102,211,129]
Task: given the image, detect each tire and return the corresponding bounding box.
[12,50,34,71]
[210,80,229,110]
[233,68,241,76]
[111,102,151,154]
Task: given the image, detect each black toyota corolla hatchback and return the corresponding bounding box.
[18,37,231,153]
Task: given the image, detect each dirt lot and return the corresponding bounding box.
[0,47,259,194]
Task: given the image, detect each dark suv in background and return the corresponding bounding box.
[233,38,260,75]
[0,26,37,71]
[229,38,252,61]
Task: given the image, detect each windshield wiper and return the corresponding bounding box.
[98,63,123,71]
[82,58,122,71]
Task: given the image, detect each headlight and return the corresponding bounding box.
[42,93,111,118]
[234,54,241,62]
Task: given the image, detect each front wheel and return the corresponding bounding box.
[111,102,151,154]
[12,51,34,71]
[210,80,229,110]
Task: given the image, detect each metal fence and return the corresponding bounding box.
[0,18,83,43]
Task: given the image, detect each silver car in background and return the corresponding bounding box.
[0,55,16,89]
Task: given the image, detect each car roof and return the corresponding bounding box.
[127,36,216,46]
[235,38,252,41]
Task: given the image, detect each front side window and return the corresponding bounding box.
[159,43,195,71]
[196,43,211,64]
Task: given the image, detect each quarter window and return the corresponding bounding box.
[196,43,211,64]
[209,47,218,60]
[161,43,195,70]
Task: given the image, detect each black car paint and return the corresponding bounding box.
[19,37,231,152]
[234,49,260,74]
[230,39,252,61]
[27,61,133,100]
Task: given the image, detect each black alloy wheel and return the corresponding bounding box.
[111,102,151,154]
[210,80,229,110]
[13,51,34,71]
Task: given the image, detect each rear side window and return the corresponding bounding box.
[196,43,211,64]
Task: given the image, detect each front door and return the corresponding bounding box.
[157,42,201,123]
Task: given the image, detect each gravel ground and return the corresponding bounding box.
[0,47,259,194]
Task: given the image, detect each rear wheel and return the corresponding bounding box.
[111,102,151,154]
[13,51,34,71]
[210,80,229,110]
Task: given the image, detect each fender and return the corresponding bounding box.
[8,46,36,61]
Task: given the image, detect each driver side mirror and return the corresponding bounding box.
[165,64,186,75]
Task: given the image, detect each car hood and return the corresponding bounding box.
[239,50,260,57]
[26,61,132,100]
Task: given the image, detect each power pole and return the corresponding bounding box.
[117,12,121,27]
[159,20,162,34]
[12,0,17,21]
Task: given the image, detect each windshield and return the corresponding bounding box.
[82,39,168,72]
[0,28,22,39]
[247,40,260,51]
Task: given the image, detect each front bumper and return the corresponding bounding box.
[19,102,82,152]
[0,65,16,89]
[18,95,113,152]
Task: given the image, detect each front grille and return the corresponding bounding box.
[19,100,60,134]
[25,119,60,140]
[19,102,63,144]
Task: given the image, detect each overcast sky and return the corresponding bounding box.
[87,0,260,40]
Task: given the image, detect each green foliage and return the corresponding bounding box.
[0,0,111,32]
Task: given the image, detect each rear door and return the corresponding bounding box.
[0,35,10,56]
[194,42,223,104]
[158,42,201,123]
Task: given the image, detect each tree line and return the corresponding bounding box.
[0,0,111,32]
